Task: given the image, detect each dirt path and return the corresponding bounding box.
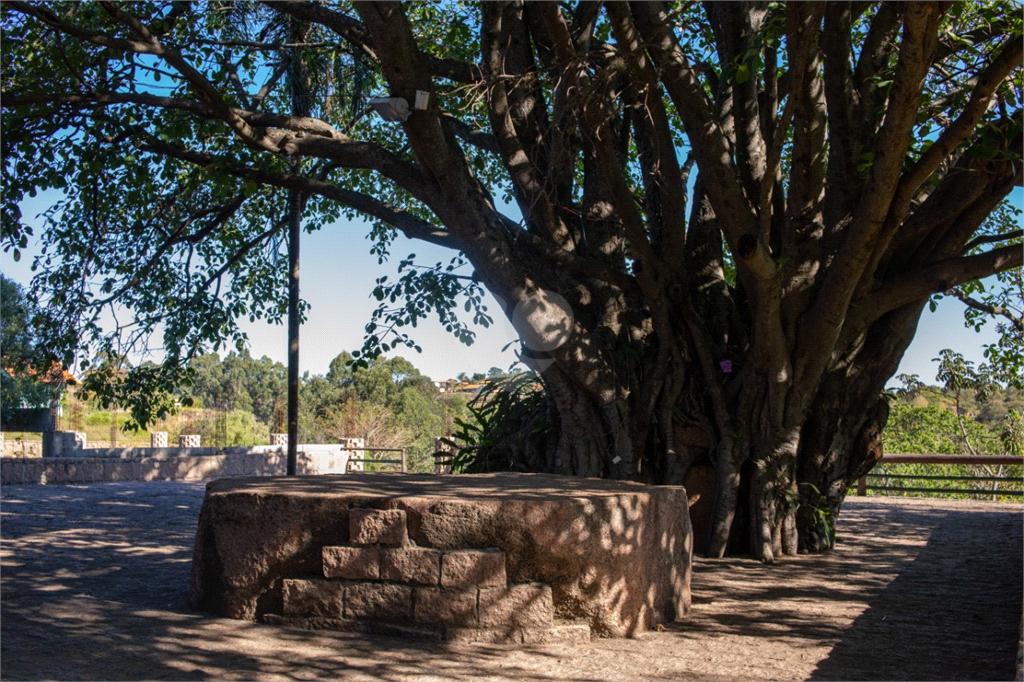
[1,482,1020,681]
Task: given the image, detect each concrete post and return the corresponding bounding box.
[341,437,365,472]
[45,431,86,457]
[179,434,201,448]
[150,431,168,448]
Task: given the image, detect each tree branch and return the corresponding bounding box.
[538,3,661,297]
[137,138,457,249]
[4,92,342,139]
[891,36,1022,216]
[857,244,1024,323]
[947,287,1024,332]
[441,113,500,155]
[964,229,1024,253]
[270,0,482,83]
[796,3,945,401]
[605,2,688,257]
[629,1,760,249]
[6,1,160,55]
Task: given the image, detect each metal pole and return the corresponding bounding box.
[286,184,300,476]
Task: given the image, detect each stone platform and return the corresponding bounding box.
[187,472,692,640]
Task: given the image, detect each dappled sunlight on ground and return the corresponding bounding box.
[1,482,1020,681]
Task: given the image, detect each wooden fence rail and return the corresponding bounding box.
[856,454,1023,498]
[343,446,407,473]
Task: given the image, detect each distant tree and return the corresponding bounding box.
[1000,409,1023,458]
[0,275,51,415]
[326,351,356,387]
[1,275,34,365]
[890,351,1014,457]
[187,351,286,423]
[884,403,993,455]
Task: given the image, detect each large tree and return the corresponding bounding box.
[2,1,1021,559]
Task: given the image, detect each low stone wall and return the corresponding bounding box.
[0,446,352,486]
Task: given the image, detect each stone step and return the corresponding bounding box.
[281,578,555,630]
[263,613,590,646]
[322,545,507,588]
[262,614,442,641]
[447,620,592,645]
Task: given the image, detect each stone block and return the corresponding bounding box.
[380,547,441,585]
[1,459,23,486]
[414,587,477,626]
[441,549,506,588]
[282,578,343,617]
[322,545,380,580]
[141,460,161,482]
[350,508,408,546]
[478,583,553,628]
[150,431,168,448]
[102,461,126,482]
[344,583,412,621]
[26,461,44,484]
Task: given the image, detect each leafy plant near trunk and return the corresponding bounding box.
[441,371,554,474]
[2,2,1022,560]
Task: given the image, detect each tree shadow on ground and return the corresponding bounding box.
[808,503,1023,681]
[3,483,1021,681]
[669,497,1022,681]
[1,482,699,682]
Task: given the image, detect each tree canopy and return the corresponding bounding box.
[0,275,52,416]
[2,1,1021,560]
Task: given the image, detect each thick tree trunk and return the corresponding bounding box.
[521,312,906,560]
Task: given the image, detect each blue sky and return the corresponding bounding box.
[2,189,1009,385]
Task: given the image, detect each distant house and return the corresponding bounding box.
[435,379,484,396]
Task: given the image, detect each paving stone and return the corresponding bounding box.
[479,583,553,627]
[263,614,443,641]
[414,587,477,626]
[344,582,412,620]
[521,621,592,644]
[380,547,441,585]
[322,545,380,580]
[445,626,521,644]
[350,508,408,546]
[282,578,343,617]
[440,549,506,588]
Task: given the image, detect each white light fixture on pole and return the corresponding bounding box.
[368,97,410,122]
[367,91,430,122]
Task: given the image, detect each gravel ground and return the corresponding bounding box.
[1,481,1020,681]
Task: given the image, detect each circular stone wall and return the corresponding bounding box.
[188,472,692,639]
